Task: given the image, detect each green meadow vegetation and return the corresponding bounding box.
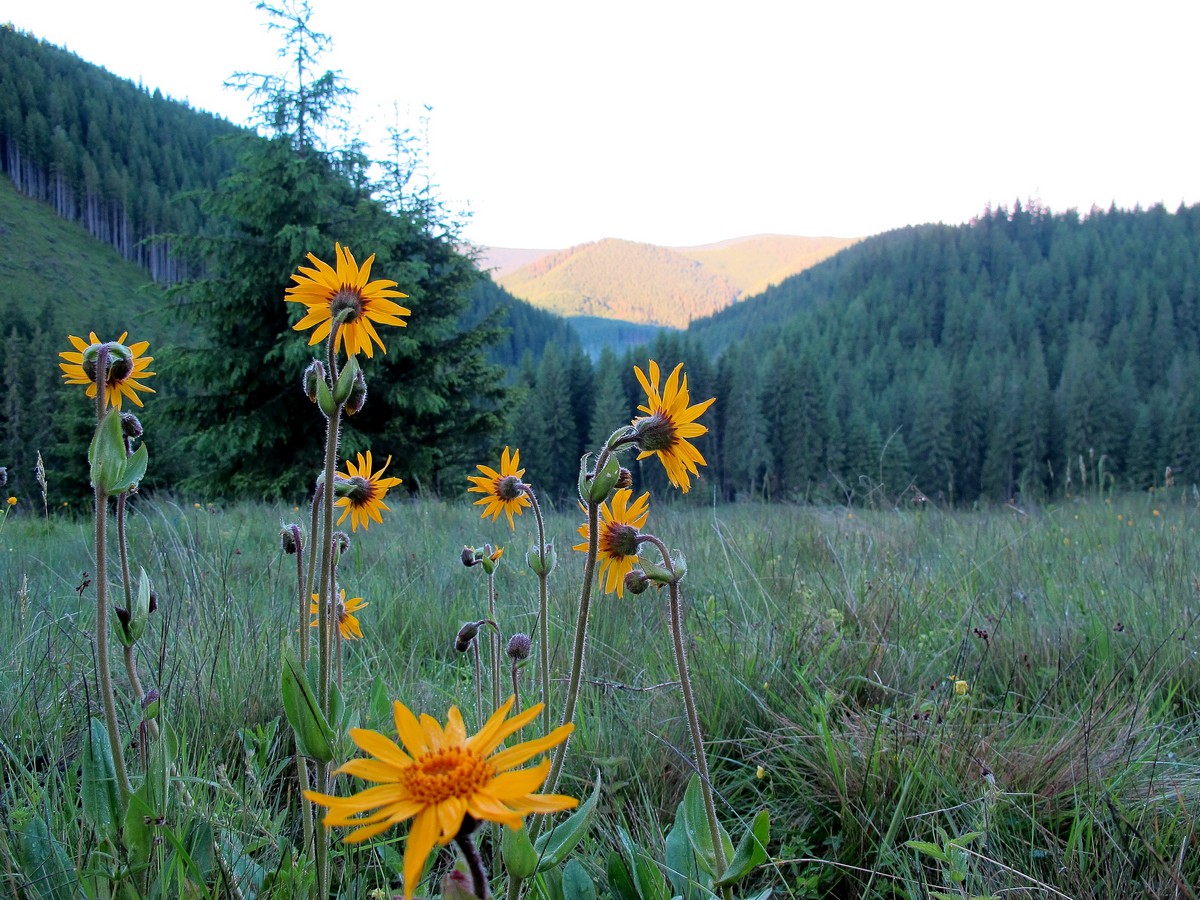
[2,490,1198,897]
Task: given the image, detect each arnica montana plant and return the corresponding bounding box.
[46,242,768,900]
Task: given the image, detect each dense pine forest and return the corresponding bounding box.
[3,24,1199,508]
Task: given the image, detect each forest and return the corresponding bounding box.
[3,24,1199,508]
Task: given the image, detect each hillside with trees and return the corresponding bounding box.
[0,22,584,500]
[0,24,242,280]
[495,235,855,328]
[689,201,1200,504]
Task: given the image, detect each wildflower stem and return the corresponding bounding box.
[488,570,501,717]
[122,645,157,740]
[523,485,552,738]
[292,525,315,856]
[641,531,732,897]
[116,492,133,615]
[304,482,322,611]
[92,345,132,804]
[453,829,490,900]
[311,324,344,900]
[511,661,522,710]
[544,495,600,797]
[472,640,483,730]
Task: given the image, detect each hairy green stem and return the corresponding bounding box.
[488,570,500,717]
[116,493,133,614]
[92,347,132,804]
[544,495,598,797]
[311,325,344,900]
[523,485,552,739]
[292,526,315,856]
[453,828,489,900]
[642,530,731,897]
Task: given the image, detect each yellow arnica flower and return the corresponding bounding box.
[59,332,156,409]
[632,360,715,493]
[335,451,403,532]
[305,696,576,900]
[573,488,650,597]
[310,588,367,640]
[5,497,15,507]
[285,243,409,358]
[467,446,531,529]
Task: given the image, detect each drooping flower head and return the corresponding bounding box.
[305,696,576,900]
[467,446,532,529]
[632,360,714,493]
[334,451,403,532]
[573,488,650,597]
[310,588,368,640]
[59,332,156,409]
[286,243,410,358]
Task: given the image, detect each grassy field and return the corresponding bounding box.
[1,490,1198,898]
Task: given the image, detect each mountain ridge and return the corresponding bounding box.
[480,233,857,328]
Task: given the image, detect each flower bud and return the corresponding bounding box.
[142,688,161,721]
[455,620,482,653]
[578,452,621,503]
[332,531,351,560]
[344,367,368,416]
[462,545,479,567]
[333,356,361,406]
[303,360,327,404]
[616,467,634,490]
[624,569,651,595]
[280,524,302,555]
[480,544,503,575]
[120,412,143,440]
[526,542,556,576]
[506,632,532,661]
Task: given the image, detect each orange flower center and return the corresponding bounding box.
[330,287,364,322]
[633,413,677,453]
[400,747,494,805]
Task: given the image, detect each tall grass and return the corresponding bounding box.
[1,490,1197,897]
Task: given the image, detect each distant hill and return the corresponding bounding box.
[491,234,856,328]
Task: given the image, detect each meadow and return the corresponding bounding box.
[2,488,1197,898]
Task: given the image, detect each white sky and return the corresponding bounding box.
[9,0,1200,249]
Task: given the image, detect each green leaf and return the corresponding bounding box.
[665,811,711,900]
[617,826,669,900]
[536,867,565,900]
[20,811,81,900]
[715,808,769,888]
[80,717,122,841]
[903,840,950,862]
[280,639,335,763]
[122,791,155,862]
[110,442,149,493]
[561,858,597,900]
[88,408,127,492]
[606,851,639,900]
[502,824,538,880]
[679,774,733,877]
[534,771,601,871]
